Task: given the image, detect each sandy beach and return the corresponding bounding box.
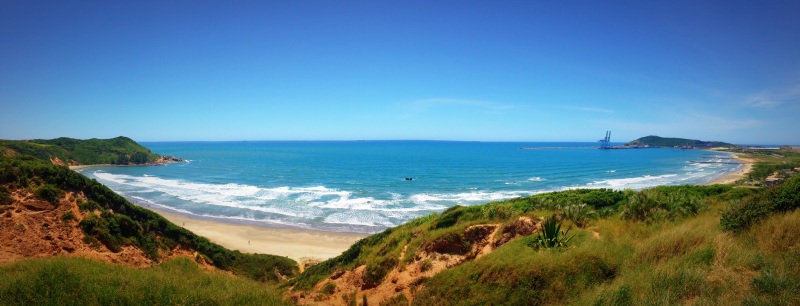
[149,208,367,263]
[705,153,754,185]
[68,164,367,263]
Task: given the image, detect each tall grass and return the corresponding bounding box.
[0,257,289,305]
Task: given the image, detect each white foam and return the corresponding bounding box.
[583,174,679,190]
[409,190,527,205]
[324,212,395,227]
[527,177,546,182]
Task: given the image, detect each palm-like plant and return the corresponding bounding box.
[560,203,598,228]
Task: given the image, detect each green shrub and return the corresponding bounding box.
[61,211,76,223]
[621,191,662,222]
[720,197,773,232]
[559,203,597,228]
[35,184,61,204]
[0,185,12,205]
[362,257,398,289]
[78,199,102,212]
[320,282,336,295]
[580,189,625,209]
[722,175,800,232]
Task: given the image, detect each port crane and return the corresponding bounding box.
[598,131,611,149]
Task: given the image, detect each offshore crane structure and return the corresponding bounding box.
[598,131,611,149]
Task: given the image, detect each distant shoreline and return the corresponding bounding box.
[703,153,753,185]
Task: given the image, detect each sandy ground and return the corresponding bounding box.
[149,208,367,263]
[705,153,754,185]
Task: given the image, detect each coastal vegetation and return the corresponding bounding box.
[0,257,289,305]
[2,137,800,305]
[736,148,800,181]
[0,153,297,282]
[0,137,163,165]
[289,173,800,305]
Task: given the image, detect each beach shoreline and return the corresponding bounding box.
[70,164,368,263]
[68,148,750,264]
[704,153,754,185]
[147,207,367,263]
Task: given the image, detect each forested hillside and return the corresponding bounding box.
[626,136,736,148]
[0,137,163,165]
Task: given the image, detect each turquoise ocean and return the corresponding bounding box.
[77,141,740,234]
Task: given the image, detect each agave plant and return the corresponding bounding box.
[531,214,574,249]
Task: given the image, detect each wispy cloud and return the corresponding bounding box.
[566,106,615,113]
[744,84,800,109]
[686,112,763,130]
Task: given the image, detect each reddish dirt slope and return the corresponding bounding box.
[0,188,202,267]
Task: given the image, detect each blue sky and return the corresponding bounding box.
[1,1,799,144]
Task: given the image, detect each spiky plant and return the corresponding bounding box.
[530,214,574,249]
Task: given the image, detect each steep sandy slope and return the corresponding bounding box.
[0,188,206,267]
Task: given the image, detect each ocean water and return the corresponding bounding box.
[78,141,740,233]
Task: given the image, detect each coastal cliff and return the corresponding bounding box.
[0,136,183,166]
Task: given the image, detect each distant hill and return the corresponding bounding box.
[0,136,174,165]
[625,135,737,148]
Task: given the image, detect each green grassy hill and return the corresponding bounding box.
[626,135,736,148]
[0,136,163,165]
[289,172,800,305]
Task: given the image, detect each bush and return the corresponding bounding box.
[362,257,397,289]
[320,282,336,295]
[35,184,61,204]
[621,188,705,223]
[621,191,662,222]
[580,189,625,209]
[0,185,12,205]
[559,203,597,228]
[78,199,102,212]
[61,211,76,223]
[722,175,800,232]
